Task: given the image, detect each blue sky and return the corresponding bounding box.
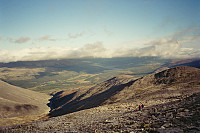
[0,0,200,62]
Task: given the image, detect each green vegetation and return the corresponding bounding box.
[0,57,171,93]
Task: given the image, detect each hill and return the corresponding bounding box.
[1,66,200,132]
[0,80,50,126]
[48,66,200,117]
[167,58,200,68]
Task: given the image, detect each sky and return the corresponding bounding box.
[0,0,200,62]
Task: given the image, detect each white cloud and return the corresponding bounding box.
[0,42,112,63]
[8,37,31,43]
[1,27,200,63]
[179,35,200,44]
[39,35,56,41]
[0,35,2,40]
[111,38,180,58]
[15,37,31,43]
[0,39,199,63]
[171,27,200,38]
[137,39,181,58]
[68,32,84,39]
[112,37,200,59]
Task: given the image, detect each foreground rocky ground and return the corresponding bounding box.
[1,92,199,133]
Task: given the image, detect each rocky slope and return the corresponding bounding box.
[1,66,200,132]
[48,66,200,117]
[1,92,200,132]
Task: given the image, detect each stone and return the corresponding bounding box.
[103,119,119,125]
[184,109,189,112]
[157,128,183,133]
[177,108,185,112]
[152,115,157,120]
[161,126,165,129]
[143,123,151,128]
[178,112,188,117]
[162,123,171,128]
[166,112,173,118]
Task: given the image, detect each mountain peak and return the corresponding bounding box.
[154,66,200,85]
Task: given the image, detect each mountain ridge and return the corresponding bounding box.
[48,66,200,117]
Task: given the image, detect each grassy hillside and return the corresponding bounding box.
[0,80,50,126]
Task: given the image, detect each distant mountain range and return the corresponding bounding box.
[0,57,171,73]
[0,57,199,73]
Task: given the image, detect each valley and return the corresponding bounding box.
[0,57,200,132]
[0,57,170,93]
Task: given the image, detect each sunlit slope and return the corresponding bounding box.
[0,80,50,119]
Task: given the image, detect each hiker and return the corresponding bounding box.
[138,105,141,111]
[141,104,144,109]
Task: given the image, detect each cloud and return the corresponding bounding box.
[112,38,180,58]
[0,35,2,40]
[68,32,84,39]
[171,27,200,39]
[0,42,111,63]
[136,38,181,58]
[39,35,56,41]
[180,35,200,44]
[8,37,31,43]
[76,42,111,58]
[1,27,200,63]
[0,39,199,63]
[15,37,31,43]
[169,27,200,49]
[112,37,200,59]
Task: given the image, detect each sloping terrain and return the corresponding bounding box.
[48,75,136,117]
[2,92,199,132]
[169,58,200,68]
[0,80,50,126]
[1,66,200,132]
[48,66,200,117]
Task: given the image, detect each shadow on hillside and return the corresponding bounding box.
[47,91,76,112]
[48,79,137,117]
[170,60,200,69]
